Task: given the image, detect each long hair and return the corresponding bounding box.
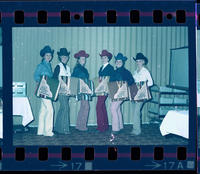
[76,58,80,65]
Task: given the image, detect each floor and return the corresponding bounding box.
[13,124,188,146]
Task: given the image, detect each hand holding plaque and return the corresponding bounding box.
[59,76,70,95]
[94,76,109,96]
[36,75,61,101]
[79,79,94,95]
[108,81,129,101]
[133,81,151,101]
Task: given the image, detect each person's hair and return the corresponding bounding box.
[58,56,61,62]
[76,58,80,65]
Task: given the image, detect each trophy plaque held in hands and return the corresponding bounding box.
[79,79,94,95]
[128,83,138,101]
[133,81,151,101]
[58,76,94,97]
[36,75,61,101]
[94,76,109,96]
[59,76,69,95]
[108,81,129,101]
[59,76,79,97]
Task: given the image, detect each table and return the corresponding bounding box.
[197,92,200,108]
[160,110,189,139]
[13,97,34,126]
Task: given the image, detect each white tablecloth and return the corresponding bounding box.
[197,92,200,107]
[13,97,34,126]
[0,111,2,139]
[160,110,189,139]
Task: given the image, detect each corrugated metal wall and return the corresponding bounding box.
[12,26,188,127]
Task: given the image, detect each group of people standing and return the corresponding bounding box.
[34,45,153,138]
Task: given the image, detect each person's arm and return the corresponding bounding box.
[71,66,79,78]
[98,66,102,77]
[39,63,53,78]
[86,69,89,79]
[127,70,135,86]
[53,65,60,79]
[109,70,117,82]
[77,66,89,80]
[110,66,115,77]
[34,64,42,83]
[67,66,71,77]
[146,70,153,87]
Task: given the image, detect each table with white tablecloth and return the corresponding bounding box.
[160,110,189,139]
[197,92,200,108]
[13,97,34,126]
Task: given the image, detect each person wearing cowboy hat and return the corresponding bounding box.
[96,50,114,132]
[34,45,55,137]
[131,52,153,136]
[109,53,135,137]
[71,50,91,131]
[53,48,71,135]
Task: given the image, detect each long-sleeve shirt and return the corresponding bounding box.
[98,63,114,77]
[109,66,135,86]
[133,67,153,87]
[34,59,53,82]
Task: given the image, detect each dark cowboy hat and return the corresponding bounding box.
[74,50,89,59]
[114,53,128,62]
[133,53,148,65]
[40,45,54,57]
[57,48,70,57]
[99,50,113,61]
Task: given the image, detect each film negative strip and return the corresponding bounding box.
[197,2,200,174]
[0,0,197,172]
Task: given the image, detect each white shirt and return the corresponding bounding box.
[58,62,71,77]
[102,62,109,71]
[133,67,153,87]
